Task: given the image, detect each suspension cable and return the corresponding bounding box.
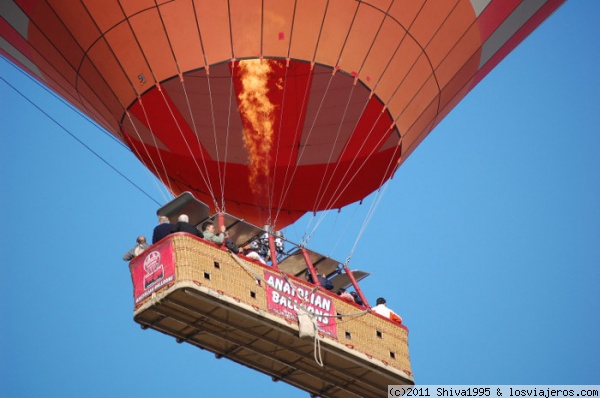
[1,56,127,150]
[272,61,317,227]
[269,59,291,227]
[1,74,162,206]
[274,65,337,229]
[3,50,173,205]
[220,62,238,213]
[133,95,177,196]
[298,0,416,250]
[205,64,225,214]
[347,180,390,263]
[311,82,361,212]
[174,75,221,212]
[346,140,402,263]
[124,109,172,203]
[298,91,390,249]
[302,123,402,262]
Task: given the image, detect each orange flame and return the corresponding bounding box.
[238,59,276,198]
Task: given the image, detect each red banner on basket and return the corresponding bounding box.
[264,270,337,338]
[130,240,176,304]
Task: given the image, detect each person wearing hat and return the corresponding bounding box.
[372,297,403,324]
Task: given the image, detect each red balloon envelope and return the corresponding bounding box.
[0,0,565,227]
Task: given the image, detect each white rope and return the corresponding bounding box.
[308,0,365,214]
[205,64,225,213]
[301,137,399,262]
[349,180,391,260]
[298,0,414,249]
[311,82,361,212]
[346,139,402,262]
[328,205,362,258]
[317,113,388,214]
[273,63,340,226]
[219,63,237,213]
[314,327,324,367]
[269,60,292,227]
[301,0,452,259]
[272,62,323,227]
[228,250,264,282]
[179,75,221,211]
[157,84,223,212]
[296,78,374,250]
[227,250,369,368]
[128,100,176,197]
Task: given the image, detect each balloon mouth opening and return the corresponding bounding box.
[120,58,399,227]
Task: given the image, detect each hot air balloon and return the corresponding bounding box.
[0,0,566,228]
[0,0,566,396]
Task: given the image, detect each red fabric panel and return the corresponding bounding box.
[128,86,210,160]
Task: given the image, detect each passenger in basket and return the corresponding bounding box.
[122,236,150,261]
[306,266,334,291]
[337,288,355,303]
[171,214,202,238]
[201,221,242,254]
[241,235,268,264]
[152,215,173,244]
[241,241,267,264]
[371,297,402,324]
[350,291,364,306]
[241,231,285,265]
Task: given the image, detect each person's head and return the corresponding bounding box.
[159,215,170,224]
[376,297,386,306]
[337,288,346,295]
[178,214,189,223]
[136,236,147,244]
[202,221,215,232]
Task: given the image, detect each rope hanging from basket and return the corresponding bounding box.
[226,250,371,368]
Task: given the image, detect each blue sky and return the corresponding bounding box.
[1,2,599,397]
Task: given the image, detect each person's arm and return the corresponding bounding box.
[122,249,134,262]
[390,311,403,324]
[214,232,225,244]
[204,231,225,244]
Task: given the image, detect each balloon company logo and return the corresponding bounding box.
[143,250,164,289]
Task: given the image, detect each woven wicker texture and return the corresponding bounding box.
[143,234,411,375]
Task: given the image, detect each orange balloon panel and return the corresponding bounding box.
[0,0,565,227]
